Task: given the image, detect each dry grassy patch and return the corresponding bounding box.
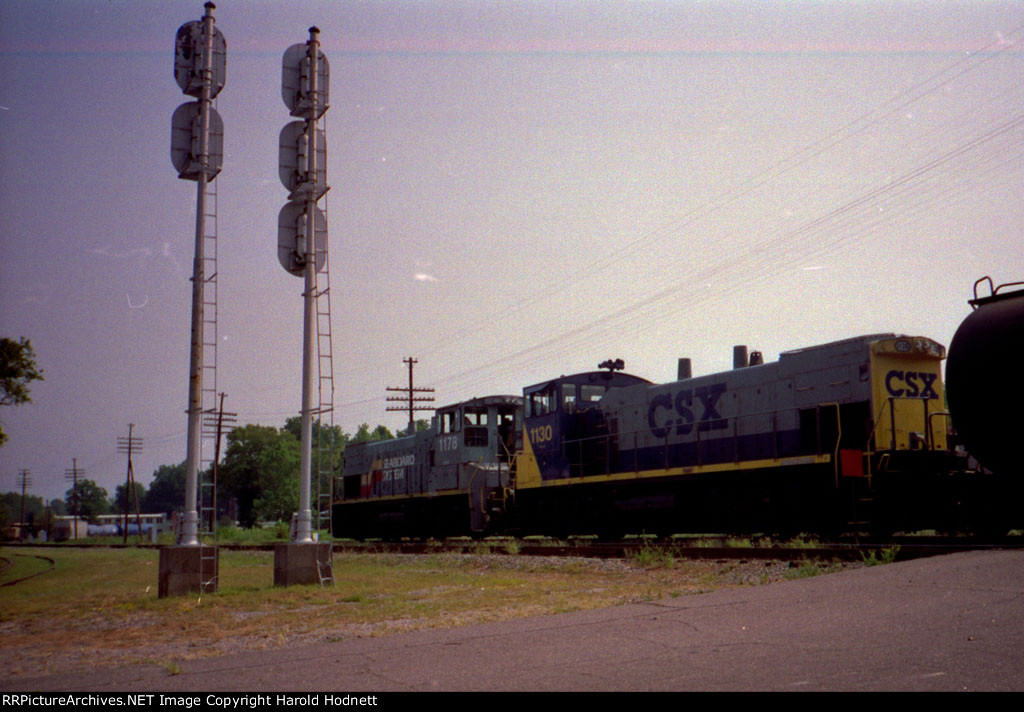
[0,546,852,680]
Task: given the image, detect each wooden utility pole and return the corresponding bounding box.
[118,424,144,544]
[386,357,435,434]
[17,470,31,541]
[64,459,83,540]
[202,392,237,532]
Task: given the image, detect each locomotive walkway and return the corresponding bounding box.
[5,549,1023,692]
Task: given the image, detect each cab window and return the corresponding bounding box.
[440,411,460,434]
[464,406,488,447]
[528,387,556,417]
[562,383,577,413]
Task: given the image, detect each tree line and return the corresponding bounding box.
[1,417,419,532]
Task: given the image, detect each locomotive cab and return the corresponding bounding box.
[332,394,522,538]
[520,370,653,484]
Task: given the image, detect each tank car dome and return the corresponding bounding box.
[945,283,1024,476]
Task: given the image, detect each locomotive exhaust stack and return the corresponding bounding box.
[733,345,748,369]
[677,358,692,380]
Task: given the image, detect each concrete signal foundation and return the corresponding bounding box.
[274,542,333,586]
[158,545,219,598]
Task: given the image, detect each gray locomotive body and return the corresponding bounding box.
[514,334,961,536]
[333,395,521,538]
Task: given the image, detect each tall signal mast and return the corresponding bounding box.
[170,1,225,549]
[278,27,330,545]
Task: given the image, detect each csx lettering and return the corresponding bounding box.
[649,382,728,438]
[885,370,938,399]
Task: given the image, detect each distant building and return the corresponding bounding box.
[52,516,89,541]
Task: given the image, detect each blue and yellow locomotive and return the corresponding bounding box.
[514,335,957,535]
[332,326,1013,537]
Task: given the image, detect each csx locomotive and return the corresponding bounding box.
[333,302,1021,538]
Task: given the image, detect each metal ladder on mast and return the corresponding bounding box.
[197,174,219,592]
[314,226,335,539]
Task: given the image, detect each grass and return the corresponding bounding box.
[36,521,331,547]
[782,558,843,580]
[627,542,677,569]
[861,545,901,566]
[0,545,854,680]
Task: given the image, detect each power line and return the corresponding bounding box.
[386,357,435,435]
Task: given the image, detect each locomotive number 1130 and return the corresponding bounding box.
[529,425,554,444]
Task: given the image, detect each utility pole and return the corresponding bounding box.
[117,424,144,544]
[387,357,436,434]
[202,393,236,532]
[64,458,83,540]
[17,470,31,541]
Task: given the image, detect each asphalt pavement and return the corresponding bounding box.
[4,549,1023,691]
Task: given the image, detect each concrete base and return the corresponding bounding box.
[158,545,219,598]
[274,542,333,587]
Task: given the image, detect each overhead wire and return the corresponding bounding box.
[321,27,1024,424]
[424,108,1024,396]
[395,25,1024,365]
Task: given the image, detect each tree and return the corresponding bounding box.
[1,491,47,528]
[219,425,300,527]
[143,462,186,515]
[65,479,110,522]
[282,417,348,501]
[113,481,147,515]
[352,423,395,443]
[0,337,45,447]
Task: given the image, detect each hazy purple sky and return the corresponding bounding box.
[2,1,1022,502]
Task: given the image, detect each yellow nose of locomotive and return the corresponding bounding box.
[869,336,947,453]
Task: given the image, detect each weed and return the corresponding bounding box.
[690,538,721,548]
[783,534,822,549]
[862,545,900,566]
[725,537,753,548]
[567,535,597,545]
[522,535,558,546]
[163,661,182,676]
[628,542,676,569]
[783,559,824,580]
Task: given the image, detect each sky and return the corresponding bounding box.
[1,0,1022,503]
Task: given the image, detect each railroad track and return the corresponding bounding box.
[6,534,1018,563]
[321,536,1019,562]
[0,552,56,587]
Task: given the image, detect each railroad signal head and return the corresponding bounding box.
[279,121,328,200]
[174,19,226,99]
[277,202,327,276]
[282,42,330,119]
[170,102,224,180]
